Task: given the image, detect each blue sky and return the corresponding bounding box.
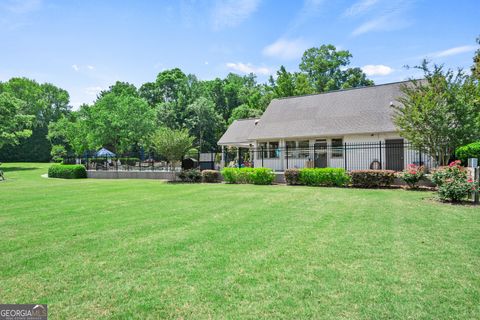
[0,0,478,107]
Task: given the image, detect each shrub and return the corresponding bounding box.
[221,168,239,184]
[432,160,478,202]
[48,164,87,179]
[202,170,220,183]
[299,168,350,187]
[178,169,201,183]
[221,167,272,184]
[285,169,301,185]
[456,142,480,165]
[438,178,477,202]
[249,168,275,185]
[117,157,140,166]
[350,170,395,188]
[398,164,425,189]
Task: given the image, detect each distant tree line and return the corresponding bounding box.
[0,44,376,160]
[1,40,479,162]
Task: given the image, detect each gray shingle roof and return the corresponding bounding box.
[248,81,408,140]
[218,118,259,145]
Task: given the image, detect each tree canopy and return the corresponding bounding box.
[392,61,480,165]
[0,93,34,149]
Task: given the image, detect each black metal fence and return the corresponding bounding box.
[63,151,219,172]
[223,141,435,172]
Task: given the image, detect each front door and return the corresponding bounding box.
[385,139,404,171]
[314,140,328,168]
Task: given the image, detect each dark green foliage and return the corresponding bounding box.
[284,168,301,185]
[202,170,220,183]
[0,126,51,162]
[456,142,480,165]
[299,168,350,187]
[178,169,202,183]
[48,164,87,179]
[349,170,396,188]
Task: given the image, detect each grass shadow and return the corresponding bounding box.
[1,166,40,172]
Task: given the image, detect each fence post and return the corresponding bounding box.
[474,166,479,204]
[379,141,382,169]
[286,145,289,169]
[344,142,347,171]
[419,146,423,166]
[313,144,316,168]
[261,146,264,167]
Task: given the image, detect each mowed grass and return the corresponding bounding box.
[1,163,479,319]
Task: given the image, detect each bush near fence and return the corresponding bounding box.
[349,170,396,188]
[48,164,87,179]
[285,169,301,185]
[298,168,350,187]
[456,142,480,165]
[178,169,202,183]
[221,167,275,185]
[202,170,220,183]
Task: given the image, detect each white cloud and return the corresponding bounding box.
[344,0,379,17]
[351,0,413,36]
[429,45,478,58]
[262,38,310,60]
[87,65,95,70]
[72,64,79,72]
[212,0,260,29]
[85,86,103,96]
[362,64,394,76]
[226,62,271,75]
[3,0,42,14]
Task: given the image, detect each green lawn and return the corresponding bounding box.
[1,163,479,319]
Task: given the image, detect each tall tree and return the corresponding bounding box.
[472,36,480,80]
[0,93,34,150]
[185,97,225,151]
[299,45,373,92]
[392,61,480,165]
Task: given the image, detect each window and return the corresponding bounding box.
[269,141,279,158]
[331,138,343,158]
[258,142,267,159]
[298,140,309,158]
[286,141,296,158]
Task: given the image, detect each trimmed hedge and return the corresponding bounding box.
[285,168,301,185]
[298,168,350,187]
[178,169,202,183]
[349,170,395,188]
[48,164,87,179]
[202,170,220,183]
[249,168,275,185]
[221,167,275,185]
[456,142,480,165]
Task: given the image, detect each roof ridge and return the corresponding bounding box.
[275,79,422,101]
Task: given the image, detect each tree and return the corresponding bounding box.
[185,97,225,151]
[472,36,480,80]
[0,93,34,149]
[392,61,480,165]
[47,112,89,156]
[86,92,156,153]
[0,78,70,161]
[299,45,373,92]
[228,104,263,124]
[150,127,195,169]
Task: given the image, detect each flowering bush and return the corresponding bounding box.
[398,164,425,189]
[432,160,478,202]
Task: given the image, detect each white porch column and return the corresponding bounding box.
[252,141,258,168]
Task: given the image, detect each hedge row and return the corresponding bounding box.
[48,164,87,179]
[178,169,221,183]
[285,168,396,188]
[221,167,275,185]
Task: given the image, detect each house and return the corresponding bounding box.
[218,80,432,172]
